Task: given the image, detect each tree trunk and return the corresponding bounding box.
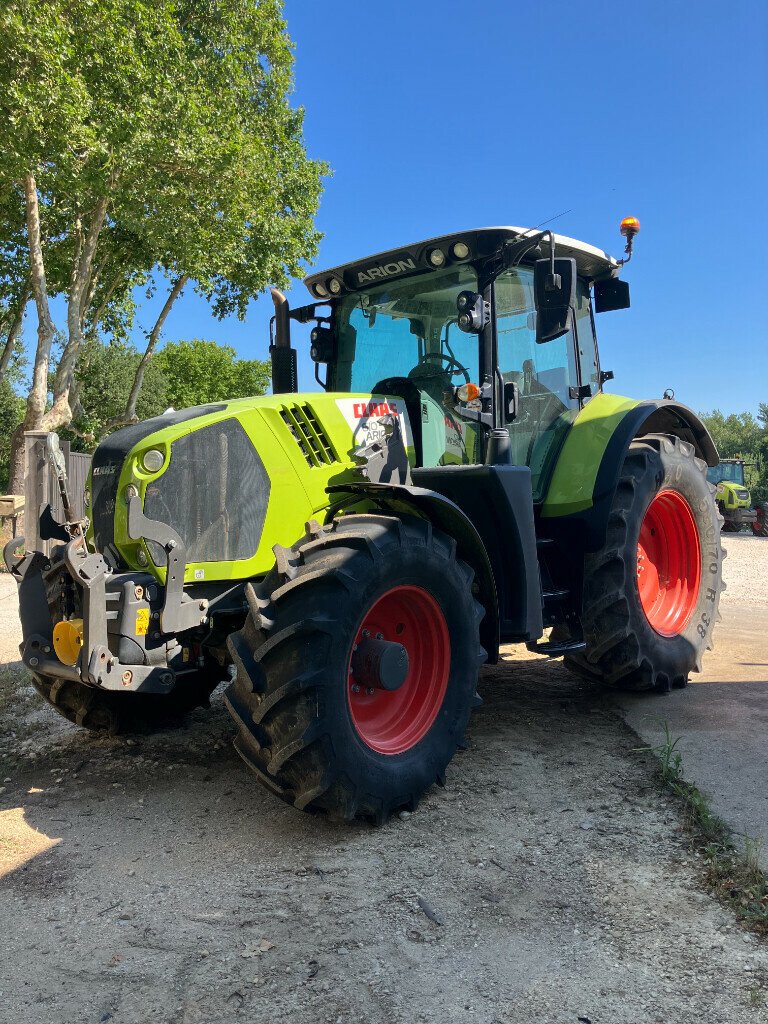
[8,174,57,494]
[109,274,188,428]
[45,196,109,429]
[7,423,27,497]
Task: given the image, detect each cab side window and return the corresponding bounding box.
[495,267,579,498]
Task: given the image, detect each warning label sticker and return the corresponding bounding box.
[135,608,150,636]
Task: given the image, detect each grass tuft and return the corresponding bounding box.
[638,723,768,938]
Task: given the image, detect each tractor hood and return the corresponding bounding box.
[85,392,409,584]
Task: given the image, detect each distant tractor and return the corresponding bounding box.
[707,458,759,533]
[8,218,725,822]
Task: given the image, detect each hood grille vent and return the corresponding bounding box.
[280,404,338,467]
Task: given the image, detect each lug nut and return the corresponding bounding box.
[366,687,375,696]
[42,645,51,654]
[29,657,39,667]
[351,684,360,693]
[375,632,383,640]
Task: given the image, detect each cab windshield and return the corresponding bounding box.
[331,265,481,468]
[332,265,480,392]
[707,462,745,486]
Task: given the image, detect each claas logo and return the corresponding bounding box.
[352,401,399,418]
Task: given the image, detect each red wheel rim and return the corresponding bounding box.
[637,490,701,636]
[348,585,450,755]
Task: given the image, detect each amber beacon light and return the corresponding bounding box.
[618,216,640,264]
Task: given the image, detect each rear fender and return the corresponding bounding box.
[543,397,718,552]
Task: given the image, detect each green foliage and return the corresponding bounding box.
[0,375,25,491]
[0,0,326,305]
[155,339,270,409]
[699,407,768,506]
[0,0,326,449]
[57,336,269,452]
[60,338,168,451]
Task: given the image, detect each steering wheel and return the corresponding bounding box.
[414,351,470,383]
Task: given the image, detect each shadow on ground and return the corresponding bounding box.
[1,656,766,1024]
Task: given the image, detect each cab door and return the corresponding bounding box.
[494,267,580,499]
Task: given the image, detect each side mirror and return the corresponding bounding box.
[502,380,519,423]
[533,257,576,343]
[594,277,630,313]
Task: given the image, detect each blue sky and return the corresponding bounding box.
[32,0,768,416]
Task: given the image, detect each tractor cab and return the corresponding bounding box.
[293,225,631,499]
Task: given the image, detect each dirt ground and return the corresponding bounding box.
[1,536,767,1024]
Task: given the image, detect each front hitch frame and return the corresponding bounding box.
[6,494,210,695]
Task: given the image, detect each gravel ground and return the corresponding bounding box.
[0,535,766,1023]
[719,533,768,607]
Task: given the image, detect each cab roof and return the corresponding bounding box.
[304,226,620,299]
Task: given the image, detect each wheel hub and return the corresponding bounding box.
[347,585,450,755]
[351,636,410,692]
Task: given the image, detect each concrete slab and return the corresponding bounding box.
[616,603,768,867]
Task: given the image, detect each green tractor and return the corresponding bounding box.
[706,458,763,534]
[7,218,725,822]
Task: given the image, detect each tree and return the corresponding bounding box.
[57,336,270,455]
[59,337,168,451]
[0,360,26,491]
[155,339,270,409]
[0,0,326,490]
[698,410,763,460]
[700,407,768,506]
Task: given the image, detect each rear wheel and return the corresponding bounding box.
[565,435,723,691]
[224,514,485,822]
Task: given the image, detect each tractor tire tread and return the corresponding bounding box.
[226,513,485,822]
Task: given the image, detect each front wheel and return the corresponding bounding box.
[566,436,723,691]
[224,514,485,822]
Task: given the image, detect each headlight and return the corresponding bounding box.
[142,449,165,473]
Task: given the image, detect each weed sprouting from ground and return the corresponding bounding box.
[638,723,768,938]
